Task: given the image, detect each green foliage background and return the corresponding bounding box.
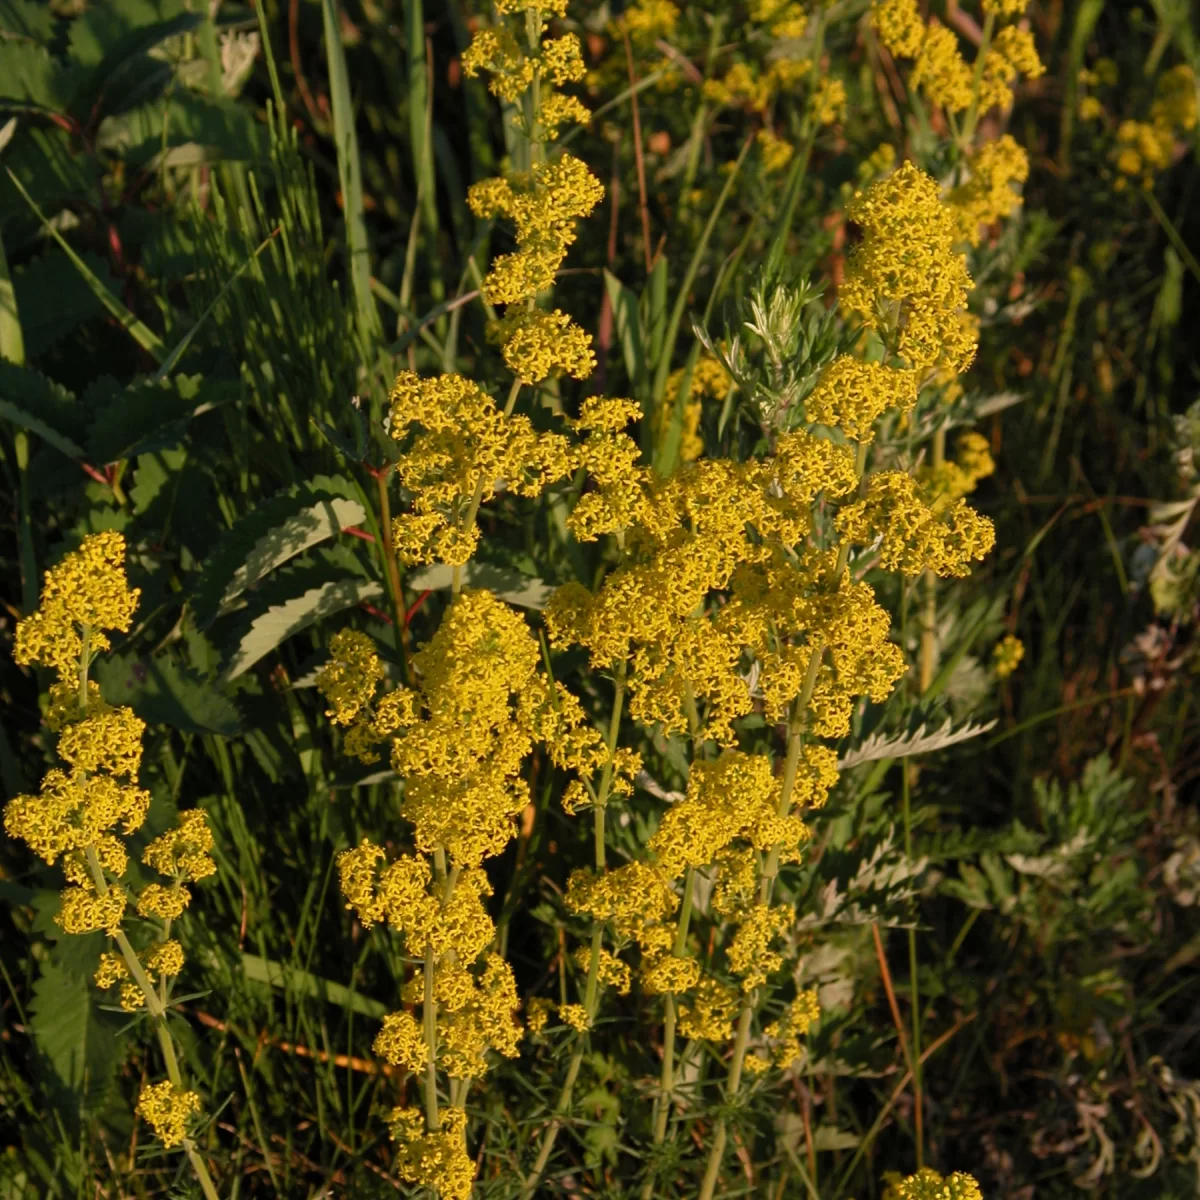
[1,0,1199,1196]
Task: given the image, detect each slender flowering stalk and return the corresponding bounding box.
[4,533,220,1200]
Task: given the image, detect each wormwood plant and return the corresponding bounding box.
[2,532,219,1197]
[301,2,1004,1196]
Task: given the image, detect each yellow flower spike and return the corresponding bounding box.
[55,707,146,778]
[461,28,534,104]
[436,953,523,1078]
[765,988,821,1067]
[910,24,974,113]
[811,78,848,126]
[615,0,680,44]
[642,954,702,995]
[389,1107,476,1200]
[315,629,385,727]
[727,903,792,992]
[94,951,129,991]
[539,34,587,86]
[136,1081,202,1149]
[374,1011,429,1073]
[572,946,632,995]
[743,1053,772,1075]
[145,939,185,979]
[757,128,795,174]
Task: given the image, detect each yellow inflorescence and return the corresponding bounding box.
[993,634,1025,678]
[389,1106,475,1200]
[142,810,217,883]
[882,1166,984,1200]
[946,135,1030,246]
[765,989,821,1067]
[13,532,140,680]
[374,1011,428,1073]
[678,976,741,1041]
[805,356,918,442]
[488,308,597,383]
[136,1082,202,1149]
[840,162,977,373]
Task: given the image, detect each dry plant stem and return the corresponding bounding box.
[622,30,653,274]
[452,379,523,595]
[522,661,628,1197]
[901,761,924,1165]
[373,467,412,681]
[918,427,946,692]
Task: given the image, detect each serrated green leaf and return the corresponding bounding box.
[95,91,265,168]
[407,562,551,610]
[220,577,383,681]
[240,953,387,1019]
[0,360,84,452]
[94,651,243,736]
[604,268,644,391]
[29,956,124,1116]
[0,396,82,459]
[190,476,366,629]
[12,248,119,358]
[86,374,234,463]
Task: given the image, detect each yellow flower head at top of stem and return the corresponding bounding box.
[13,531,140,681]
[559,1002,591,1031]
[677,974,741,1041]
[757,128,795,174]
[388,1106,475,1200]
[136,1081,202,1149]
[54,705,145,778]
[871,0,924,60]
[316,629,385,727]
[564,397,653,541]
[642,953,702,995]
[388,370,571,566]
[142,810,217,883]
[764,988,821,1067]
[881,1167,984,1200]
[804,356,918,442]
[487,308,596,384]
[993,633,1024,678]
[468,153,604,305]
[1152,64,1198,135]
[946,135,1030,246]
[836,469,996,578]
[840,161,978,373]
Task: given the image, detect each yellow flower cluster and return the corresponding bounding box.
[388,1107,475,1200]
[837,470,996,578]
[95,940,185,1012]
[1109,66,1196,189]
[13,531,140,680]
[678,976,741,1041]
[488,308,596,383]
[387,371,570,566]
[872,0,1043,117]
[703,58,812,112]
[758,128,795,174]
[946,135,1030,246]
[811,77,848,126]
[728,903,793,992]
[882,1167,984,1200]
[135,1082,202,1149]
[920,431,996,508]
[805,356,918,442]
[614,0,680,45]
[993,633,1025,678]
[765,989,821,1067]
[840,162,978,373]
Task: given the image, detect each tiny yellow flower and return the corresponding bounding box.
[136,1081,202,1148]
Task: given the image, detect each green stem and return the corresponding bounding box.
[959,11,996,150]
[902,761,923,1167]
[919,428,945,693]
[522,660,627,1197]
[373,467,412,683]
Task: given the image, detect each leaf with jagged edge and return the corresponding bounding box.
[407,561,552,610]
[836,717,998,771]
[95,650,243,736]
[29,956,125,1123]
[0,360,85,456]
[86,374,236,464]
[220,576,383,682]
[189,475,365,630]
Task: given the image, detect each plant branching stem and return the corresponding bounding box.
[522,660,627,1197]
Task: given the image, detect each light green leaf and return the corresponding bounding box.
[241,953,387,1019]
[407,562,552,610]
[221,577,383,681]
